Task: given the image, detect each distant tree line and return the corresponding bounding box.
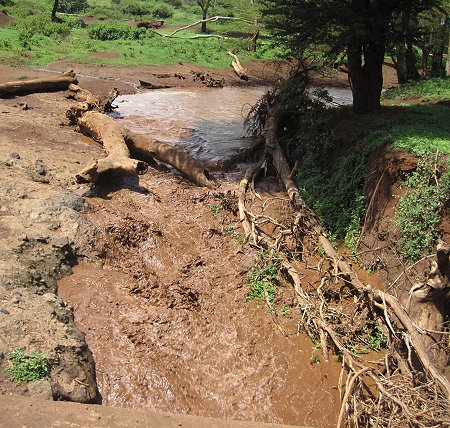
[262,0,449,113]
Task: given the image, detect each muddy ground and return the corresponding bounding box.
[0,60,430,427]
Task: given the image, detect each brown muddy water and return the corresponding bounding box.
[58,87,347,426]
[113,86,352,162]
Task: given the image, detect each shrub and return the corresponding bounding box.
[395,157,449,262]
[120,0,153,16]
[4,348,48,383]
[13,14,72,38]
[87,21,149,40]
[58,0,88,14]
[152,2,173,18]
[165,0,182,8]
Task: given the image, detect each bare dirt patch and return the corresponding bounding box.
[0,11,11,27]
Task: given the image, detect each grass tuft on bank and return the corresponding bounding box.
[382,77,450,101]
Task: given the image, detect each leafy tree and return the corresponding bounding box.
[262,0,441,113]
[196,0,214,33]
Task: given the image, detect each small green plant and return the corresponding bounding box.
[17,75,28,80]
[246,253,281,312]
[362,323,387,352]
[209,204,222,218]
[4,348,48,383]
[280,303,291,317]
[225,225,235,235]
[308,332,321,364]
[234,234,245,244]
[395,157,449,262]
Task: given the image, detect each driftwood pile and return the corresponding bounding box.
[240,88,450,426]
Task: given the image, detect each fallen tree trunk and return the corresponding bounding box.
[76,111,148,183]
[227,51,249,81]
[74,110,212,188]
[125,131,212,189]
[239,92,450,414]
[66,84,118,122]
[138,80,172,90]
[0,71,78,97]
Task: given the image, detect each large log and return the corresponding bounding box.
[74,110,213,188]
[0,71,78,97]
[125,131,213,189]
[76,111,147,183]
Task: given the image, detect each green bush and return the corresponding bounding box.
[58,0,88,14]
[165,0,183,8]
[5,348,48,383]
[152,2,173,18]
[120,0,153,16]
[13,14,72,38]
[395,157,449,262]
[87,21,150,40]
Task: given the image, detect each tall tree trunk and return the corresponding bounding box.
[348,41,385,114]
[394,7,419,83]
[431,14,448,77]
[446,34,450,76]
[51,0,59,22]
[201,10,207,33]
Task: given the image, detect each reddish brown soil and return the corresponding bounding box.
[0,63,342,426]
[0,11,11,27]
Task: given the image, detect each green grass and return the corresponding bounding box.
[382,77,450,101]
[0,1,279,68]
[4,348,48,383]
[246,253,281,312]
[363,105,450,156]
[395,157,449,262]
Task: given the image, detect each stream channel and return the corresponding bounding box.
[59,85,352,427]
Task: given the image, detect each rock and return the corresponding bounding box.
[0,307,10,315]
[9,152,20,160]
[35,160,47,176]
[27,379,53,400]
[19,234,29,242]
[36,236,49,244]
[51,237,70,249]
[49,345,100,404]
[42,293,57,303]
[12,292,22,304]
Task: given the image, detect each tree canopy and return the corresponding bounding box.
[262,0,445,113]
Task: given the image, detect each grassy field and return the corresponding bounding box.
[0,0,280,68]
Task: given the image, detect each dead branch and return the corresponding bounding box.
[165,16,243,37]
[0,70,78,97]
[238,89,450,426]
[227,51,249,81]
[76,111,148,183]
[125,131,213,189]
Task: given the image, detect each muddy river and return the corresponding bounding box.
[59,86,349,426]
[113,86,352,162]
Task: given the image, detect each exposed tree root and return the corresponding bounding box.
[239,92,450,426]
[0,70,78,97]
